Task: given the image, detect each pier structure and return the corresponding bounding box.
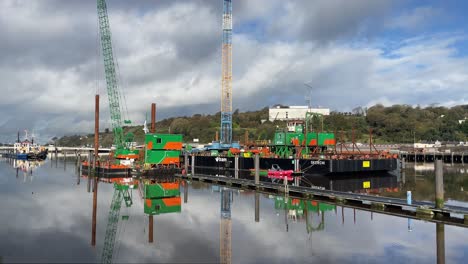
[399,151,467,164]
[176,172,468,228]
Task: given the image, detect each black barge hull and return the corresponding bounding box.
[187,156,397,178]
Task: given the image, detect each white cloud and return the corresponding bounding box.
[0,1,467,142]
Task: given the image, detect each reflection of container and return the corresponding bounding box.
[145,182,180,198]
[144,197,181,215]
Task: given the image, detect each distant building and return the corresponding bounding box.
[268,105,330,122]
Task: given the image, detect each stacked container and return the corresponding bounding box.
[144,134,183,166]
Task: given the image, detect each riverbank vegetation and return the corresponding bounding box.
[53,104,468,146]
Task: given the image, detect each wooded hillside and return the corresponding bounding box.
[53,104,468,146]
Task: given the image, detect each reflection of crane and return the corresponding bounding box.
[101,182,133,264]
[220,188,232,264]
[97,0,137,161]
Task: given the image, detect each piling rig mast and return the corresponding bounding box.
[97,0,138,160]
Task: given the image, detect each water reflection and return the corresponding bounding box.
[273,195,335,232]
[437,223,445,264]
[305,173,399,194]
[1,160,468,263]
[10,159,45,182]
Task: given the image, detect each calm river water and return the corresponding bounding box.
[0,158,467,263]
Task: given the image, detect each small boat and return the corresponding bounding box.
[267,169,294,181]
[5,131,48,161]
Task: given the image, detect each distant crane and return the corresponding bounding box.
[303,83,314,109]
[97,0,138,161]
[220,0,233,146]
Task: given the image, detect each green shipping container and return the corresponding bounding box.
[318,133,335,146]
[145,134,183,150]
[144,197,181,215]
[273,132,287,145]
[274,132,305,146]
[145,150,180,165]
[144,182,180,199]
[286,133,305,145]
[306,132,318,145]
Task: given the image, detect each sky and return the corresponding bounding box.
[1,0,468,143]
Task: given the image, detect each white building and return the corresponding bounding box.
[269,105,330,122]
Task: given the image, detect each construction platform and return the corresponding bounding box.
[186,155,398,177]
[176,173,468,228]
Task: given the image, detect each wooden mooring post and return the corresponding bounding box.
[234,155,239,179]
[184,181,188,204]
[91,177,98,246]
[88,150,92,176]
[184,152,188,175]
[191,154,195,176]
[149,215,154,243]
[254,154,260,185]
[94,94,100,169]
[435,159,444,209]
[255,193,260,222]
[436,223,445,264]
[294,158,300,186]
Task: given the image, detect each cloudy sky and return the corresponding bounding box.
[1,0,467,143]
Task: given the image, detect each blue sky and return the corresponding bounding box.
[0,0,467,143]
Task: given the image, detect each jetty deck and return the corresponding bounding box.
[176,172,468,228]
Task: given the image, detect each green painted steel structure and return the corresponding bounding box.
[144,183,180,199]
[270,112,335,158]
[101,183,133,264]
[145,134,183,150]
[97,0,136,156]
[144,134,182,165]
[274,197,335,213]
[144,198,182,215]
[145,150,180,165]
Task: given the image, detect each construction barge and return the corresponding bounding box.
[188,117,397,180]
[188,155,396,179]
[82,117,397,180]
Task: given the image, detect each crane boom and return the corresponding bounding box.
[97,0,125,150]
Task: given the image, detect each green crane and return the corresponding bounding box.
[97,0,137,160]
[101,183,133,264]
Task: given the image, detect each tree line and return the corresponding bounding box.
[53,104,468,146]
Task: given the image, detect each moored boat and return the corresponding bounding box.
[4,131,48,161]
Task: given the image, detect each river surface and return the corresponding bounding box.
[0,158,467,263]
